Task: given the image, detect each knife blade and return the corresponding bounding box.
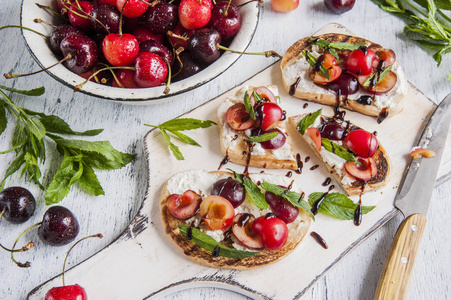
[374,94,451,300]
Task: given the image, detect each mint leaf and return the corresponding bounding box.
[78,162,104,196]
[45,155,77,205]
[362,65,392,87]
[0,152,25,190]
[308,192,375,220]
[302,51,330,80]
[27,117,46,140]
[0,104,6,135]
[253,90,263,103]
[243,91,256,120]
[157,118,216,131]
[167,129,201,147]
[179,225,259,259]
[161,129,184,160]
[0,85,45,96]
[243,176,268,209]
[246,132,278,143]
[296,108,322,135]
[260,182,314,219]
[321,138,358,163]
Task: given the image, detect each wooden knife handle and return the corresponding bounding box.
[373,213,427,300]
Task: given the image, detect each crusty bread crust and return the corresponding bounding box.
[160,170,312,269]
[288,116,391,196]
[281,33,406,117]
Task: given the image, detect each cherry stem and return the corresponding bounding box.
[223,0,233,17]
[216,44,282,58]
[0,241,34,253]
[163,58,171,95]
[4,53,73,79]
[237,0,263,8]
[11,222,41,268]
[171,47,185,79]
[0,25,47,38]
[75,66,135,91]
[62,233,103,286]
[35,3,64,19]
[33,18,57,29]
[119,0,134,36]
[167,31,188,41]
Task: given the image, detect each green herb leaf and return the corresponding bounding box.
[161,129,184,160]
[243,91,256,120]
[302,51,330,80]
[329,42,366,50]
[243,176,268,209]
[362,65,392,87]
[307,38,366,59]
[157,118,216,131]
[45,155,77,205]
[0,103,6,135]
[296,108,322,135]
[27,117,46,140]
[321,138,358,163]
[246,132,278,143]
[308,192,375,220]
[0,152,25,190]
[179,224,260,258]
[167,129,201,146]
[260,182,314,219]
[0,85,45,96]
[253,90,263,103]
[77,162,104,196]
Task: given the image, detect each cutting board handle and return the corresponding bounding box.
[373,213,427,300]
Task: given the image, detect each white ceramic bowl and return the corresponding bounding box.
[20,0,260,103]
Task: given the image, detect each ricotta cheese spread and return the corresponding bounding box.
[281,51,408,112]
[166,170,308,251]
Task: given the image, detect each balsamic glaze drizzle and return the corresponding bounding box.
[310,231,328,249]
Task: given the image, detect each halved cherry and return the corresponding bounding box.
[232,213,264,249]
[306,127,322,152]
[346,48,376,76]
[309,54,342,84]
[166,190,202,220]
[344,157,378,181]
[249,86,278,105]
[255,102,283,131]
[252,214,288,250]
[226,103,256,131]
[371,48,396,68]
[200,195,235,230]
[344,129,378,158]
[357,71,397,94]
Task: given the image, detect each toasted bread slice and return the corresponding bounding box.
[160,170,312,269]
[288,114,391,196]
[281,33,408,118]
[217,86,297,170]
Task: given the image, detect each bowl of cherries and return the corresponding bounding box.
[19,0,260,103]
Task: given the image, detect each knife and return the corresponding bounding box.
[373,94,451,300]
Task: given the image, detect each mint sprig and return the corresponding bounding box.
[145,118,216,160]
[232,172,268,210]
[321,138,358,163]
[179,224,260,258]
[261,182,314,219]
[0,86,135,204]
[243,91,256,120]
[296,108,322,135]
[308,192,375,220]
[308,38,366,59]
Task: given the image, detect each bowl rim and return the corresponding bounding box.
[19,0,261,104]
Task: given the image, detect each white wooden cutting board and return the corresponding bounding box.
[27,24,448,300]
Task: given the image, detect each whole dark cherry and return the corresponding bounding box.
[189,28,222,64]
[326,73,359,95]
[60,34,99,74]
[91,4,121,34]
[172,52,203,81]
[38,206,80,246]
[49,25,85,56]
[208,1,241,40]
[0,187,36,224]
[143,2,179,34]
[324,0,355,14]
[211,177,245,208]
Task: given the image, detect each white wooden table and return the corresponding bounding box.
[1,0,450,299]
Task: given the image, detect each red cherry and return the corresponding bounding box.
[199,195,235,230]
[306,127,322,151]
[309,53,342,84]
[133,52,168,88]
[169,22,195,50]
[179,0,213,29]
[252,214,288,250]
[116,0,149,18]
[102,33,139,66]
[255,102,283,131]
[346,48,376,76]
[45,284,87,300]
[208,1,241,40]
[132,27,164,43]
[60,34,98,74]
[166,190,202,220]
[112,69,140,88]
[68,1,94,31]
[344,157,378,181]
[344,130,378,158]
[249,86,278,105]
[357,71,398,94]
[225,103,256,131]
[97,0,116,5]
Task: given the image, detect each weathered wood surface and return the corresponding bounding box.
[1,0,450,299]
